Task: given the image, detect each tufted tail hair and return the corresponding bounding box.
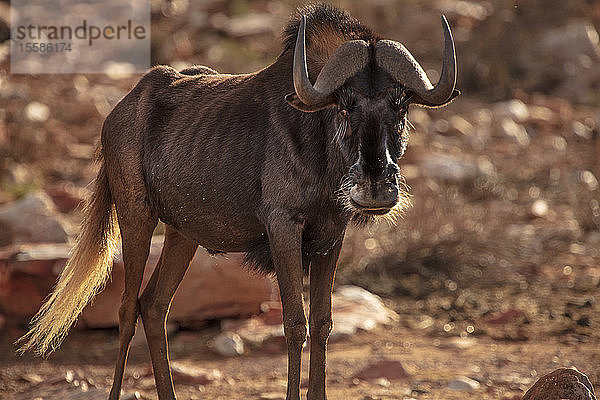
[18,156,120,356]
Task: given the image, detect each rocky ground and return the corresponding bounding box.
[1,0,600,399]
[1,312,599,399]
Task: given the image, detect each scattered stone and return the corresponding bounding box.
[138,377,156,390]
[527,105,558,126]
[447,376,480,391]
[576,316,590,327]
[579,170,599,191]
[19,372,44,384]
[330,285,398,340]
[353,360,409,381]
[0,191,74,244]
[2,162,36,188]
[213,331,245,357]
[441,337,477,350]
[499,118,530,146]
[522,368,596,400]
[121,393,142,400]
[485,309,523,325]
[448,115,475,136]
[24,101,50,122]
[494,99,530,122]
[259,393,285,400]
[530,199,549,218]
[419,153,487,183]
[408,314,434,331]
[221,317,285,347]
[170,361,222,385]
[374,377,391,387]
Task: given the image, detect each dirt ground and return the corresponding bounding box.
[1,299,599,400]
[3,256,600,399]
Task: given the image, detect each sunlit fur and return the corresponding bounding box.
[18,158,120,356]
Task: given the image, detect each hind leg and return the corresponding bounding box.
[140,225,198,400]
[108,209,157,400]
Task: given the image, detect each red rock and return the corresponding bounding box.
[522,368,596,400]
[0,270,51,317]
[46,182,86,214]
[353,360,410,381]
[485,309,523,325]
[0,237,275,328]
[81,236,275,328]
[259,302,283,326]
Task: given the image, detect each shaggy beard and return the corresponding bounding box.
[336,173,412,226]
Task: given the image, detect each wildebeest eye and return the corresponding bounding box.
[335,87,356,115]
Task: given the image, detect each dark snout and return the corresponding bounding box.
[349,163,399,214]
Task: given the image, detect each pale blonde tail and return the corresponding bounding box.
[18,160,120,356]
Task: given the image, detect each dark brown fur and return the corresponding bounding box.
[21,5,457,400]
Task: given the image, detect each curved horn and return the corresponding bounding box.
[375,15,457,105]
[293,15,369,105]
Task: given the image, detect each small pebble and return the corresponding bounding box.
[530,199,549,218]
[24,101,50,122]
[214,331,245,357]
[447,376,481,391]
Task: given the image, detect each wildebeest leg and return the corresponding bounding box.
[139,225,198,400]
[108,210,157,400]
[307,242,342,400]
[269,216,306,400]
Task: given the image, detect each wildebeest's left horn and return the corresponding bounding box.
[376,16,457,106]
[293,15,369,106]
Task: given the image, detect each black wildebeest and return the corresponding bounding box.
[19,4,459,399]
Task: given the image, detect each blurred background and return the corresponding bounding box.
[1,0,600,399]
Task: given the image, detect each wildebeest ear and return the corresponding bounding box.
[285,93,337,112]
[411,89,461,108]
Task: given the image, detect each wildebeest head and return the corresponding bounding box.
[285,12,459,222]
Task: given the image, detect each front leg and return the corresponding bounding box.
[268,214,307,400]
[307,241,342,400]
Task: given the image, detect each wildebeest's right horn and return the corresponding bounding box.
[293,15,369,106]
[376,16,457,106]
